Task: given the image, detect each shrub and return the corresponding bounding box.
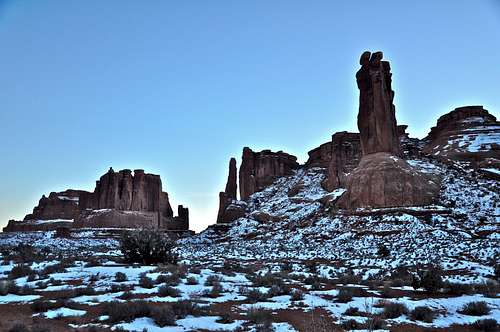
[204,275,222,287]
[472,319,498,332]
[290,289,304,301]
[459,301,491,316]
[186,276,198,285]
[119,290,134,300]
[410,306,436,323]
[139,276,155,289]
[383,302,408,319]
[8,323,29,332]
[343,306,359,316]
[377,244,390,257]
[103,301,152,323]
[31,300,62,312]
[158,285,181,297]
[73,285,96,296]
[8,264,33,279]
[444,282,474,296]
[337,288,353,303]
[268,283,290,297]
[342,319,358,330]
[281,261,293,273]
[475,280,499,298]
[120,230,177,265]
[171,300,198,318]
[252,272,282,287]
[0,280,18,295]
[418,266,443,293]
[365,317,386,330]
[381,284,396,298]
[115,272,128,282]
[151,306,176,327]
[246,288,268,303]
[205,282,223,298]
[247,307,273,325]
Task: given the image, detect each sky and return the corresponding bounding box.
[0,1,499,232]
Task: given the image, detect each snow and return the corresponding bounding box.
[113,316,244,331]
[0,294,40,303]
[44,307,86,319]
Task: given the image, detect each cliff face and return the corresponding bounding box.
[422,106,499,163]
[4,168,188,232]
[239,147,299,200]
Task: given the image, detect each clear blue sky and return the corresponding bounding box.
[1,1,499,232]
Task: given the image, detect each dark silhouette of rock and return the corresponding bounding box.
[337,52,439,209]
[239,147,299,200]
[322,132,362,191]
[423,106,499,162]
[23,189,86,221]
[5,168,188,232]
[217,158,246,223]
[225,158,237,200]
[357,51,401,156]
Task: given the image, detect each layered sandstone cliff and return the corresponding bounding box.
[4,168,189,232]
[239,147,299,200]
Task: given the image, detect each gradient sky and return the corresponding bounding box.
[1,1,499,232]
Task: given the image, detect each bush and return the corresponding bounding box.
[139,276,155,289]
[410,306,436,323]
[377,244,390,257]
[171,300,198,318]
[247,307,273,325]
[204,275,222,287]
[459,301,491,316]
[418,266,443,293]
[120,230,177,265]
[8,264,33,279]
[31,300,63,312]
[0,280,18,295]
[444,282,474,296]
[186,276,198,285]
[268,283,290,297]
[151,306,176,327]
[103,301,152,323]
[342,319,358,330]
[336,288,353,303]
[343,306,360,316]
[290,289,304,301]
[115,272,128,282]
[472,319,498,332]
[246,288,268,303]
[158,285,181,297]
[383,302,408,319]
[205,282,223,298]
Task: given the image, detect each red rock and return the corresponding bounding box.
[336,153,440,209]
[239,147,299,200]
[322,132,362,191]
[217,158,246,223]
[423,106,499,162]
[357,51,401,156]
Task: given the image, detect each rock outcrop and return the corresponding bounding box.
[239,147,299,200]
[336,153,440,209]
[357,51,401,156]
[322,132,361,191]
[4,168,189,232]
[24,189,86,221]
[423,106,499,163]
[217,158,245,223]
[337,51,439,209]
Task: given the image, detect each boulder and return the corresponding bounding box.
[239,147,299,200]
[336,153,440,209]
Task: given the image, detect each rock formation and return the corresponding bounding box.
[322,132,361,191]
[239,147,299,200]
[423,106,499,162]
[357,51,401,156]
[337,51,439,209]
[217,158,245,223]
[4,168,189,232]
